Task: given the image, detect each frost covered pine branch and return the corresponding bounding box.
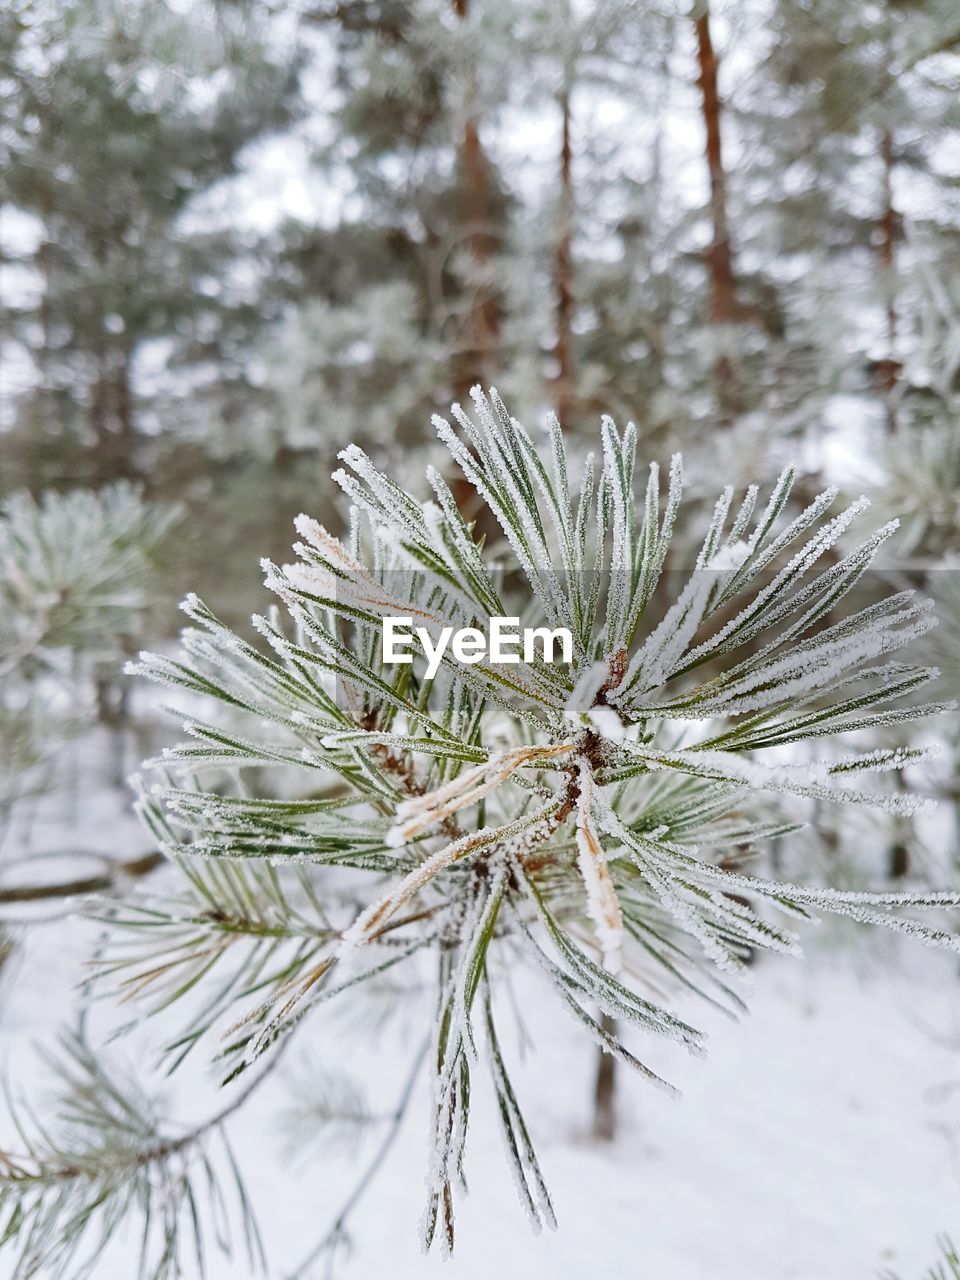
[0,1031,264,1280]
[0,483,180,821]
[9,388,957,1274]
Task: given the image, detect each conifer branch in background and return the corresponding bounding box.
[0,484,179,671]
[884,1237,960,1280]
[0,483,180,830]
[0,1031,266,1280]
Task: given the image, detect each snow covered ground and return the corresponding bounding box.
[2,740,960,1280]
[5,908,960,1279]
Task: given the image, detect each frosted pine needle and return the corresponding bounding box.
[98,389,959,1261]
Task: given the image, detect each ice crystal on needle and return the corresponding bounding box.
[118,388,958,1253]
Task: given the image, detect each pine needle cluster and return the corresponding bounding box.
[3,390,957,1271]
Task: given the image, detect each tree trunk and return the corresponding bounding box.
[693,2,737,422]
[554,85,575,428]
[451,0,499,398]
[592,1012,617,1141]
[90,356,110,484]
[878,125,899,431]
[91,350,135,484]
[887,780,909,879]
[115,352,135,480]
[888,838,910,879]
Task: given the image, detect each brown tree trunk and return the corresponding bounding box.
[115,352,135,480]
[878,126,899,432]
[35,230,53,444]
[451,0,499,398]
[90,356,110,484]
[887,778,910,879]
[554,85,575,428]
[693,2,737,422]
[592,1012,618,1141]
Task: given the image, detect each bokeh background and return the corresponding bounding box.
[4,0,959,600]
[1,2,960,1277]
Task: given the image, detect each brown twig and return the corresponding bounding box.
[0,851,165,906]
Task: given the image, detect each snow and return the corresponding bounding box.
[402,958,960,1280]
[8,923,959,1278]
[3,745,960,1279]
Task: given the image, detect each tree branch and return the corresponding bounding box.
[287,1035,430,1280]
[0,851,165,905]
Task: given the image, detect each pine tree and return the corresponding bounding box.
[512,0,658,430]
[0,0,301,488]
[2,391,955,1274]
[746,0,960,431]
[692,0,740,423]
[271,0,511,448]
[0,483,178,823]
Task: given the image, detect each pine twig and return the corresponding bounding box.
[286,1036,430,1280]
[0,850,164,906]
